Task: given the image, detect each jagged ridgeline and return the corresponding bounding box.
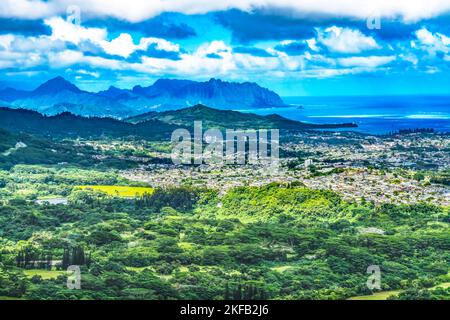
[0,77,288,118]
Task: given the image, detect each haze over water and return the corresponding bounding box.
[243,95,450,135]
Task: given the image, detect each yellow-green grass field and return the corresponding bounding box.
[77,185,154,197]
[349,281,450,300]
[271,265,296,273]
[348,290,401,300]
[23,269,65,280]
[432,282,450,289]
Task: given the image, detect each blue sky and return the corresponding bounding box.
[0,0,450,96]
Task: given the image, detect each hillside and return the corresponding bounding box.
[0,107,179,140]
[0,105,356,145]
[127,104,357,130]
[0,128,89,169]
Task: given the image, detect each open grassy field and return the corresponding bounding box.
[349,280,450,300]
[23,269,65,280]
[348,290,401,300]
[77,185,154,197]
[432,282,450,289]
[271,265,296,273]
[125,266,152,272]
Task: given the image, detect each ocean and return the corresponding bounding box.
[241,95,450,135]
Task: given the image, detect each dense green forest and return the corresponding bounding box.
[0,165,449,300]
[0,105,356,142]
[127,104,357,130]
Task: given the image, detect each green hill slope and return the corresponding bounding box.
[0,107,179,140]
[127,104,357,130]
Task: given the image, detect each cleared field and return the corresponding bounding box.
[77,185,154,197]
[348,281,450,300]
[348,290,401,300]
[432,282,450,289]
[23,269,65,280]
[125,266,152,272]
[271,265,296,273]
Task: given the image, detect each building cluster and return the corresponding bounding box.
[97,131,449,207]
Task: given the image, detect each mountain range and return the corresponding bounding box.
[0,77,287,118]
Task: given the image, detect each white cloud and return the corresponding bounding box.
[44,17,180,58]
[139,41,236,76]
[4,70,42,77]
[75,69,100,78]
[0,0,58,20]
[11,36,66,52]
[197,41,231,58]
[45,17,106,45]
[318,26,380,53]
[399,53,419,65]
[102,34,180,58]
[0,35,15,50]
[415,27,450,54]
[141,38,180,53]
[71,40,392,79]
[47,49,84,67]
[424,66,440,74]
[101,33,137,58]
[0,34,47,70]
[306,38,320,52]
[0,49,43,70]
[0,17,402,80]
[416,28,438,45]
[1,0,450,22]
[337,56,396,68]
[2,32,398,79]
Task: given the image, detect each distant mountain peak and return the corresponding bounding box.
[100,85,126,94]
[33,76,82,95]
[98,85,134,100]
[0,77,287,118]
[130,78,287,109]
[107,85,123,91]
[147,78,194,91]
[184,104,221,114]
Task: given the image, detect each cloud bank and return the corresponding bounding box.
[0,1,449,95]
[2,0,450,22]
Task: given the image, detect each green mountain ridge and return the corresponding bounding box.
[0,105,356,141]
[0,107,178,140]
[126,104,357,130]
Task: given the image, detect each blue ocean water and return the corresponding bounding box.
[242,95,450,134]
